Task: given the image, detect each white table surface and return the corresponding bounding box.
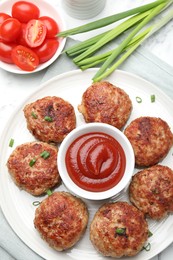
[0,1,173,260]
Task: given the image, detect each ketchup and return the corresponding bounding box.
[65,132,126,192]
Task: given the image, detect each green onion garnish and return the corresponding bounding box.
[9,138,14,147]
[44,116,53,122]
[29,158,36,167]
[148,230,153,237]
[136,96,142,103]
[31,112,37,119]
[115,227,126,236]
[143,242,151,251]
[40,150,50,159]
[32,201,40,206]
[151,94,156,103]
[46,189,52,196]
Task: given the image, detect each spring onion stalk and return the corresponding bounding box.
[58,0,166,36]
[93,6,173,81]
[92,2,168,81]
[64,10,150,57]
[73,10,151,63]
[65,30,110,57]
[77,29,150,69]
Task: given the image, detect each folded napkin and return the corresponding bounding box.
[1,38,173,260]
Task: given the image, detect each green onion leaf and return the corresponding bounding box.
[115,227,126,236]
[31,112,37,119]
[29,158,37,167]
[46,189,52,196]
[44,116,53,122]
[148,230,153,237]
[143,243,151,251]
[9,138,14,147]
[40,151,50,159]
[58,0,167,37]
[151,94,156,103]
[32,201,40,206]
[136,97,142,103]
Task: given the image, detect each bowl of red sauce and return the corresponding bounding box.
[58,123,135,200]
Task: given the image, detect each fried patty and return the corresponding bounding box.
[34,192,89,251]
[129,165,173,220]
[78,81,132,129]
[90,201,148,257]
[7,141,60,196]
[124,117,173,166]
[24,96,76,143]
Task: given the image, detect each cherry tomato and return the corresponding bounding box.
[11,45,39,71]
[0,18,21,43]
[0,41,17,63]
[12,1,40,23]
[39,16,59,38]
[0,13,11,25]
[25,19,47,48]
[17,23,28,46]
[34,39,59,63]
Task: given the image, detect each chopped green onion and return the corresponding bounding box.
[143,243,151,251]
[9,138,14,147]
[31,111,37,119]
[151,94,156,103]
[44,116,53,122]
[148,230,153,237]
[29,158,37,167]
[40,150,50,159]
[115,227,126,236]
[136,97,142,103]
[32,201,40,206]
[46,189,52,196]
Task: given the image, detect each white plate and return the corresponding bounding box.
[0,0,66,74]
[0,69,173,260]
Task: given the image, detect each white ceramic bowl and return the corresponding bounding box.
[58,123,135,200]
[0,0,66,74]
[61,0,106,20]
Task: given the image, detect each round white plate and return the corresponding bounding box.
[0,0,66,74]
[0,69,173,260]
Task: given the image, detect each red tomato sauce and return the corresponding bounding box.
[65,132,126,192]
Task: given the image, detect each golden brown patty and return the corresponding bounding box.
[24,96,76,143]
[129,165,173,220]
[7,141,60,196]
[124,117,173,166]
[78,81,132,129]
[34,192,89,251]
[90,201,148,258]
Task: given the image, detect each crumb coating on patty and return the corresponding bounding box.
[78,81,132,129]
[34,192,89,251]
[90,201,148,257]
[24,96,76,143]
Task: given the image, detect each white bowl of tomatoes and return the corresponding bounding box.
[0,0,66,73]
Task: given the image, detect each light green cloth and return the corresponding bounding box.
[1,38,173,260]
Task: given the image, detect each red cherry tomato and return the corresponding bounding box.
[39,16,59,38]
[25,19,47,48]
[12,1,40,23]
[34,39,59,63]
[0,41,17,63]
[0,18,21,43]
[0,13,11,25]
[11,45,39,71]
[17,23,28,46]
